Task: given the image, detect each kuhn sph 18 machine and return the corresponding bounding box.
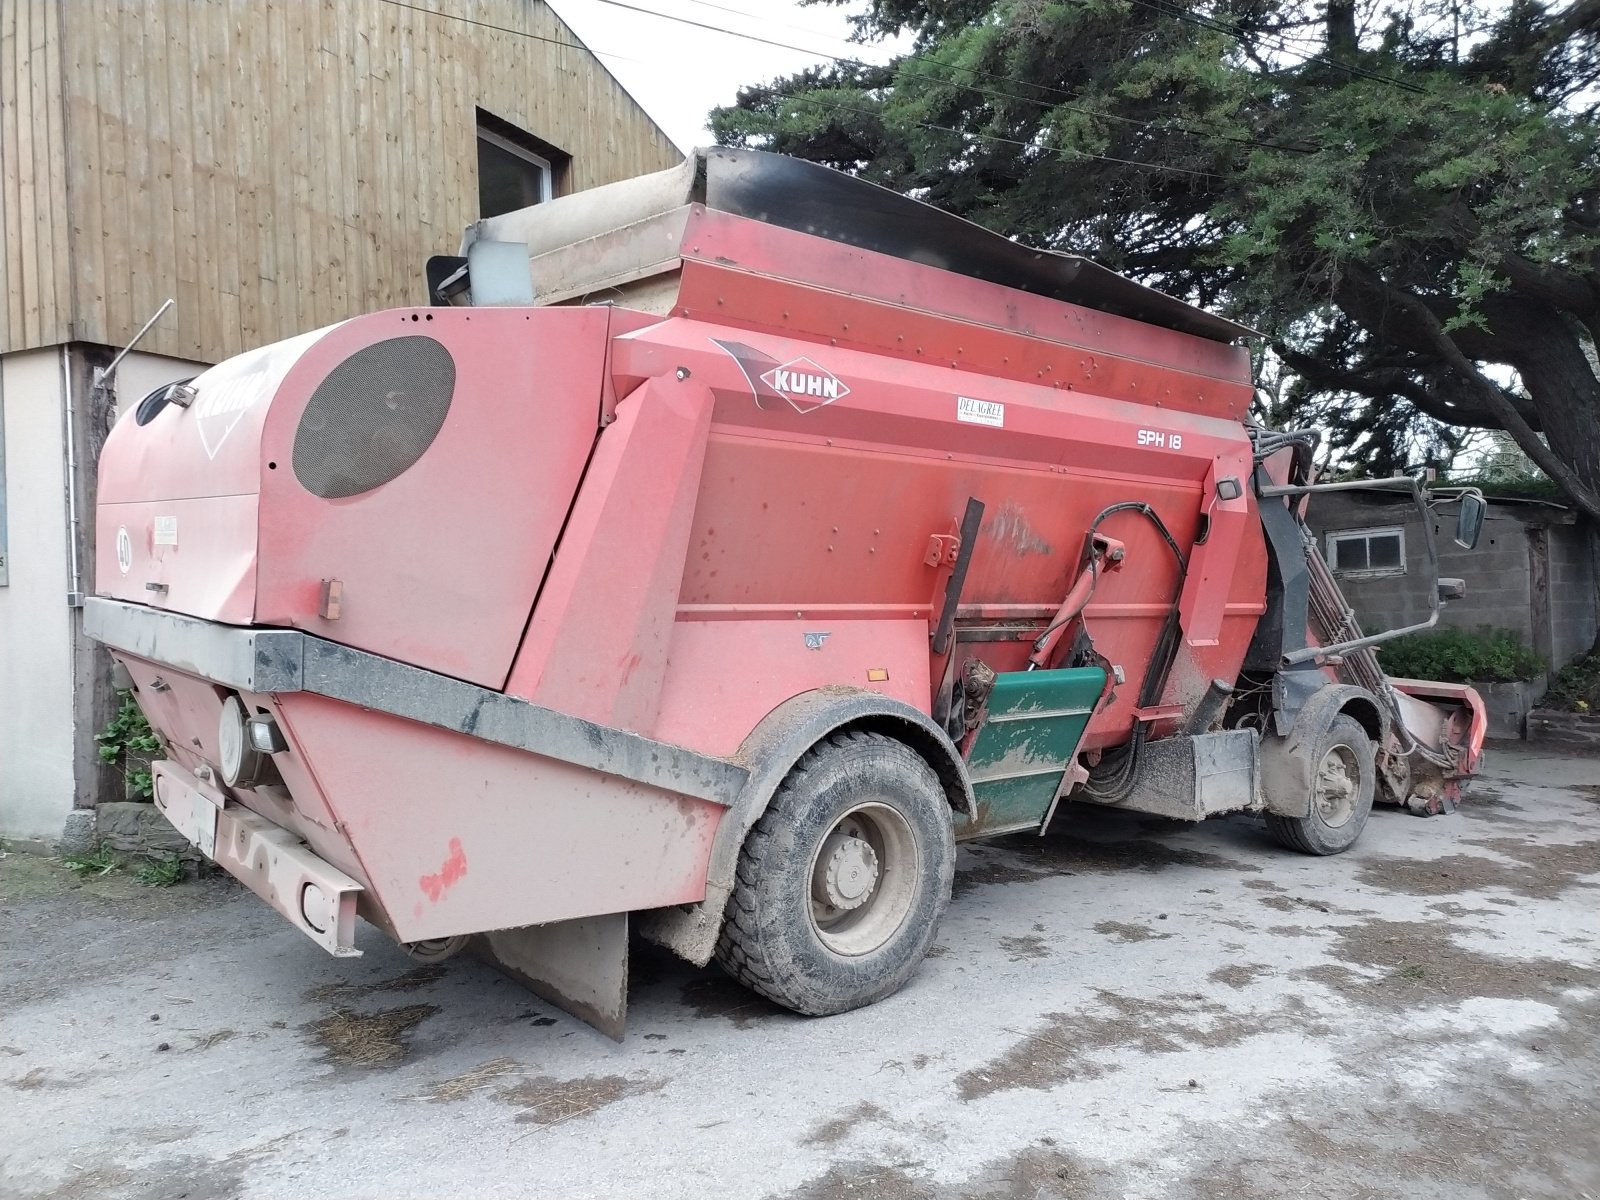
[89,149,1486,1036]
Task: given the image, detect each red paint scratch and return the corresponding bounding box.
[420,837,468,903]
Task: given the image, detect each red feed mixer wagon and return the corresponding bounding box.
[88,149,1487,1036]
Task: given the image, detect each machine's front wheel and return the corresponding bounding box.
[1264,714,1376,855]
[715,731,955,1015]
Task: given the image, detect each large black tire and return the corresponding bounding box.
[1264,714,1377,855]
[714,731,956,1016]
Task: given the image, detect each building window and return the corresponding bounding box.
[477,126,553,218]
[1326,526,1407,577]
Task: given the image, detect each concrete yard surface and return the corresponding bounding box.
[1,743,1596,1199]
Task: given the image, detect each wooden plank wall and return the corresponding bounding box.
[0,0,73,350]
[2,0,682,360]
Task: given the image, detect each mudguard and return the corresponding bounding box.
[1259,683,1387,818]
[636,688,974,967]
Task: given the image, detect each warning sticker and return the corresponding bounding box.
[957,396,1004,428]
[154,515,178,547]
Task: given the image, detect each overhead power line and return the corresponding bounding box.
[380,0,1351,163]
[773,88,1228,182]
[384,0,1222,180]
[376,0,642,63]
[583,0,1318,155]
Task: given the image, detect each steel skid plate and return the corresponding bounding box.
[474,913,630,1041]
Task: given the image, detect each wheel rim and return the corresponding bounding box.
[1314,745,1360,828]
[807,801,920,957]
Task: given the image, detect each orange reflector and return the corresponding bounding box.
[867,667,890,682]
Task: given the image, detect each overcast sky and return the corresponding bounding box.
[544,0,909,152]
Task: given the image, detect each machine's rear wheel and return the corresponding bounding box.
[1264,714,1376,855]
[715,731,955,1015]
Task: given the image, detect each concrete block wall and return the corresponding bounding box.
[1548,526,1599,667]
[1309,495,1535,640]
[1307,491,1598,674]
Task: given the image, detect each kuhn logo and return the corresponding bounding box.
[758,357,851,414]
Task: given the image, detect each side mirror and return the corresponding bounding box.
[1454,491,1487,550]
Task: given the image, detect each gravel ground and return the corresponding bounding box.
[1,741,1596,1200]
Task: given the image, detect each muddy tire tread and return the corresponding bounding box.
[1263,714,1377,856]
[714,730,954,1015]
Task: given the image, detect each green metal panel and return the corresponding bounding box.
[964,666,1106,837]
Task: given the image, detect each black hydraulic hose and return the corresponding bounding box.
[1077,501,1194,800]
[1031,501,1189,661]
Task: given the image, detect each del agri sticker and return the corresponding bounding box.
[957,396,1004,428]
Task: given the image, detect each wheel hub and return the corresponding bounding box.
[1315,747,1358,825]
[814,831,880,911]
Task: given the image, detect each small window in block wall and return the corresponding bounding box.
[1325,526,1406,577]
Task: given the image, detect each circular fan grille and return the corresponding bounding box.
[292,336,456,499]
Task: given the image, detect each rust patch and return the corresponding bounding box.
[1093,921,1171,943]
[420,837,468,903]
[986,501,1054,558]
[303,1004,437,1068]
[500,1074,663,1126]
[1000,933,1051,960]
[803,1101,886,1146]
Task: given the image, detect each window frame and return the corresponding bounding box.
[1325,525,1408,578]
[476,126,554,213]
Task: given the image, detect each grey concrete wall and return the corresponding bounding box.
[1548,525,1598,667]
[1307,493,1534,641]
[1305,491,1598,673]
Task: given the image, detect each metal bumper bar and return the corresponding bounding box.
[152,760,362,957]
[84,596,747,806]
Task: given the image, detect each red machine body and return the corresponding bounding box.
[88,149,1483,1035]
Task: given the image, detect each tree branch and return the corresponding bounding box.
[1348,262,1600,520]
